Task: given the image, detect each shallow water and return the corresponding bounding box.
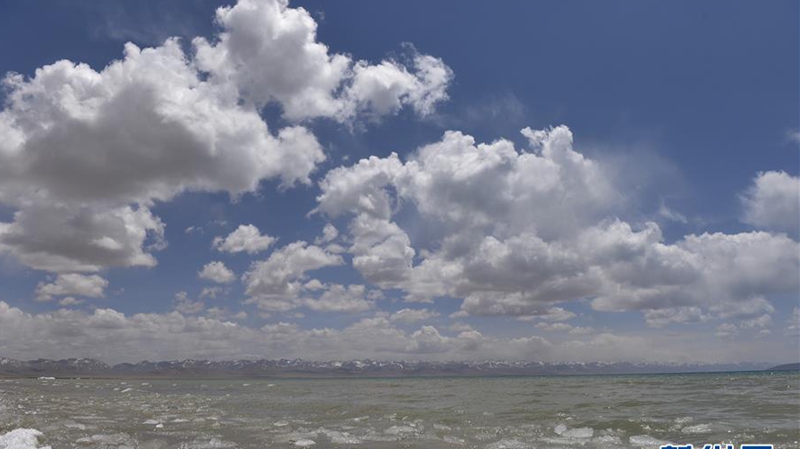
[0,372,798,448]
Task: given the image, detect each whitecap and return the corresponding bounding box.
[318,429,360,444]
[384,425,417,436]
[681,424,712,434]
[630,435,673,447]
[485,439,529,449]
[562,427,594,439]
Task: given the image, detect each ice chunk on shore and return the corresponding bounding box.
[0,429,52,449]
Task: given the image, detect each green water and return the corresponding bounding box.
[1,372,798,448]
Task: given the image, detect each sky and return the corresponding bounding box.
[0,0,797,365]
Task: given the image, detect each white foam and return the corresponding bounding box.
[0,429,52,449]
[630,435,673,447]
[189,438,236,448]
[681,424,712,434]
[485,439,530,449]
[443,435,466,445]
[293,439,316,447]
[562,427,594,439]
[318,429,360,444]
[384,425,417,436]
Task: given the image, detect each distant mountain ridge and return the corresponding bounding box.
[0,357,777,378]
[766,362,800,371]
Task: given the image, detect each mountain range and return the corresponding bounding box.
[0,357,790,378]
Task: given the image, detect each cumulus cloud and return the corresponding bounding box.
[173,291,205,315]
[243,240,343,311]
[741,170,799,236]
[0,0,450,275]
[35,273,109,302]
[198,261,236,284]
[301,284,375,313]
[58,297,85,307]
[213,224,276,254]
[200,286,225,299]
[316,126,800,329]
[193,0,451,122]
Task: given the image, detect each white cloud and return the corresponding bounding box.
[198,261,236,284]
[200,286,225,299]
[0,0,450,274]
[35,273,109,302]
[173,291,205,315]
[784,307,800,337]
[58,297,85,307]
[389,308,440,324]
[535,322,573,332]
[301,284,374,313]
[715,323,738,339]
[0,300,792,364]
[243,241,343,311]
[644,307,709,328]
[193,0,451,122]
[213,224,276,254]
[206,307,248,321]
[316,126,800,330]
[314,223,339,244]
[741,170,799,236]
[0,39,319,273]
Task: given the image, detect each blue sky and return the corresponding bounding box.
[0,0,797,364]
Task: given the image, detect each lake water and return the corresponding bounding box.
[0,372,798,448]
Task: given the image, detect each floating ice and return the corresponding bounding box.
[0,429,52,449]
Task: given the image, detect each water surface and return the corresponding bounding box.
[1,372,797,448]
